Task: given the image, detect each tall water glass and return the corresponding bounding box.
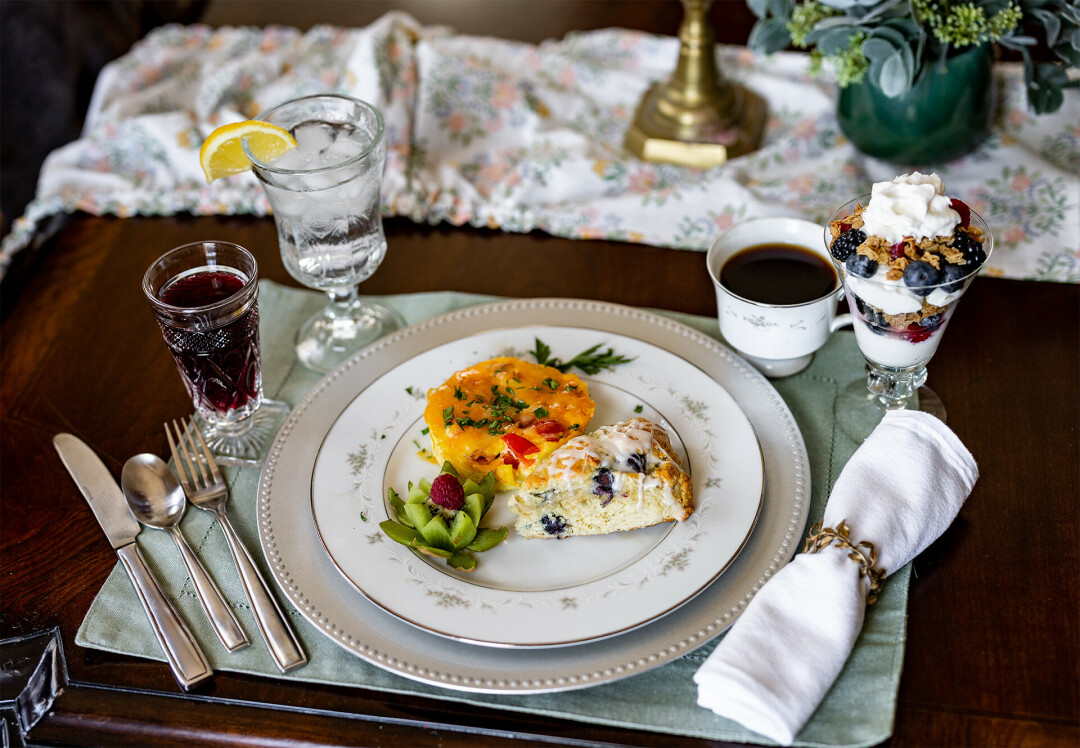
[143,241,287,467]
[244,94,404,373]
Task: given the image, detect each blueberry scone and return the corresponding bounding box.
[508,418,694,539]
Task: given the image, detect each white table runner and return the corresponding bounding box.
[3,11,1077,281]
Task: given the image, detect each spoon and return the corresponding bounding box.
[121,454,250,652]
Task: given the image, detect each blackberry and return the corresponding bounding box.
[830,229,866,262]
[902,261,941,296]
[951,232,986,266]
[540,514,568,537]
[845,252,878,279]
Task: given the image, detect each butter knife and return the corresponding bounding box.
[53,433,212,690]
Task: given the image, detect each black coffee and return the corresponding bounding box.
[720,243,837,305]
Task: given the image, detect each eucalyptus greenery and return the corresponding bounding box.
[747,0,1080,113]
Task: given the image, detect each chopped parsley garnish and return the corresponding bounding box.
[529,337,636,375]
[634,404,643,413]
[444,383,530,436]
[421,427,429,435]
[405,386,415,395]
[534,407,549,418]
[542,378,559,390]
[454,386,465,400]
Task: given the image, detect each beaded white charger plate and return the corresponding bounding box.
[257,299,810,692]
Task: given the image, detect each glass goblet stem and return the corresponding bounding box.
[865,361,927,409]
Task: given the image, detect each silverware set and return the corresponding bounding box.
[54,419,307,690]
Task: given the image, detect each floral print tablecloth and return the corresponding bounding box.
[3,11,1077,281]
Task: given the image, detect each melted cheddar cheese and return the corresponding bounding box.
[423,357,595,490]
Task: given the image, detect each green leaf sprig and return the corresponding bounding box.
[528,337,636,375]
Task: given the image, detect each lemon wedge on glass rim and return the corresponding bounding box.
[199,120,298,182]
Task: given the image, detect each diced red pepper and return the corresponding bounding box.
[502,432,539,460]
[533,419,566,440]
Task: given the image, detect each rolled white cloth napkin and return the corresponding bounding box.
[693,409,978,745]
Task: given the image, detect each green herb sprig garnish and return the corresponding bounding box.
[529,337,635,375]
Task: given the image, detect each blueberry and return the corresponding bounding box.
[940,262,968,293]
[626,452,647,473]
[593,467,613,497]
[902,261,941,296]
[540,514,568,537]
[862,306,889,333]
[918,314,943,329]
[830,229,866,262]
[845,253,878,279]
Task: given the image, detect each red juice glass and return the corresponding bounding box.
[143,241,283,466]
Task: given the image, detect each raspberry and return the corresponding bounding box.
[429,473,464,511]
[897,322,937,344]
[830,228,866,262]
[951,232,986,267]
[950,198,971,228]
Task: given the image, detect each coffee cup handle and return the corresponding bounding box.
[831,313,853,331]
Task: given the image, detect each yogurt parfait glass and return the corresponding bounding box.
[825,195,993,439]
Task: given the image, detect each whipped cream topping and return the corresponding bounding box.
[860,172,960,245]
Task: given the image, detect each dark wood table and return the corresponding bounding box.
[2,3,1077,747]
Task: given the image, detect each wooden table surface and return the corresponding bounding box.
[2,3,1078,747]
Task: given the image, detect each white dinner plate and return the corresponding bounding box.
[310,327,763,647]
[257,299,810,693]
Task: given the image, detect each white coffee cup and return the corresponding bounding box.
[706,217,851,378]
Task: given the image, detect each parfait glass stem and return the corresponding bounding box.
[866,361,927,409]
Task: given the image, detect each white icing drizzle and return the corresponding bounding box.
[536,419,682,510]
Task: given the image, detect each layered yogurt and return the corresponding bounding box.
[827,173,988,369]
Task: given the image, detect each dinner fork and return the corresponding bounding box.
[166,417,308,673]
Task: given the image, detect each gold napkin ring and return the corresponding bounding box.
[804,520,887,605]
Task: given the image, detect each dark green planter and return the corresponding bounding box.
[837,45,995,164]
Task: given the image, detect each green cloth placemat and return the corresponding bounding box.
[77,281,905,747]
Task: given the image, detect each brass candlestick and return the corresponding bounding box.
[624,0,766,167]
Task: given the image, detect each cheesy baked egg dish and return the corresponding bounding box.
[423,357,595,490]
